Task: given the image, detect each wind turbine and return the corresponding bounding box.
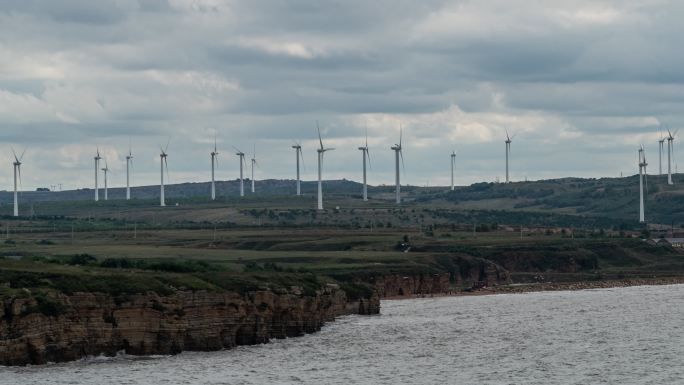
[101,159,109,201]
[160,140,169,207]
[638,146,648,223]
[505,128,515,184]
[211,137,219,200]
[316,122,335,210]
[658,128,665,176]
[234,147,246,197]
[358,129,370,201]
[11,148,25,217]
[94,149,102,201]
[667,129,678,185]
[292,141,304,196]
[390,126,404,205]
[450,150,456,191]
[126,143,133,200]
[250,144,258,193]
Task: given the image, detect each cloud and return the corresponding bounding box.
[0,0,682,190]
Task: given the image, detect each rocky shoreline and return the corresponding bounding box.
[382,277,684,300]
[0,259,512,366]
[0,287,379,366]
[3,266,677,366]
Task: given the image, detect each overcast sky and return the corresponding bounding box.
[0,0,682,191]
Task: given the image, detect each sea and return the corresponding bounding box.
[3,284,684,385]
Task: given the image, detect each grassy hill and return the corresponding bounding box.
[0,174,680,231]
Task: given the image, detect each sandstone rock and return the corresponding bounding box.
[0,288,379,366]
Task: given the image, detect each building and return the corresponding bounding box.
[660,238,684,249]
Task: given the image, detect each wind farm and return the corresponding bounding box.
[4,1,684,380]
[2,122,681,227]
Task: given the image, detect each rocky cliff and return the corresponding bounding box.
[0,287,379,366]
[372,258,510,298]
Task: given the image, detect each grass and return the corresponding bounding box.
[0,194,681,303]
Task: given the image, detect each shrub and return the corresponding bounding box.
[340,282,374,300]
[67,254,97,266]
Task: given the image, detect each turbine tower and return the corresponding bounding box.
[101,159,109,201]
[94,149,101,201]
[160,141,169,207]
[390,126,404,205]
[211,138,218,200]
[292,142,303,196]
[450,150,456,191]
[638,146,648,223]
[250,144,258,193]
[11,148,25,217]
[658,129,665,176]
[667,129,678,185]
[316,122,335,210]
[505,128,514,184]
[358,130,370,201]
[126,145,133,200]
[234,147,246,197]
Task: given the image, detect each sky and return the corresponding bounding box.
[0,0,682,191]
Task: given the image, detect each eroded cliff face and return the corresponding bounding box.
[0,287,379,366]
[372,259,510,298]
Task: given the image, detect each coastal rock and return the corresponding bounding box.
[0,288,378,366]
[371,258,510,298]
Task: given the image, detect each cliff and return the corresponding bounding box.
[372,257,511,298]
[0,287,379,366]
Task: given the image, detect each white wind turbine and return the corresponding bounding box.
[101,159,109,201]
[250,144,258,193]
[667,129,678,185]
[358,129,371,201]
[126,144,133,200]
[211,137,219,200]
[658,128,665,176]
[390,126,404,205]
[638,146,648,223]
[94,148,102,201]
[450,150,456,191]
[316,122,335,210]
[234,147,246,197]
[504,128,515,184]
[11,148,25,217]
[292,141,304,196]
[159,141,169,207]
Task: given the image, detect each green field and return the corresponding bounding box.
[0,194,682,303]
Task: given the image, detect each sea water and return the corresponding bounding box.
[3,284,684,384]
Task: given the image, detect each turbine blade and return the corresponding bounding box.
[505,127,510,141]
[317,121,324,150]
[11,146,18,163]
[400,150,405,173]
[399,124,402,147]
[164,137,170,153]
[367,148,372,170]
[299,148,306,171]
